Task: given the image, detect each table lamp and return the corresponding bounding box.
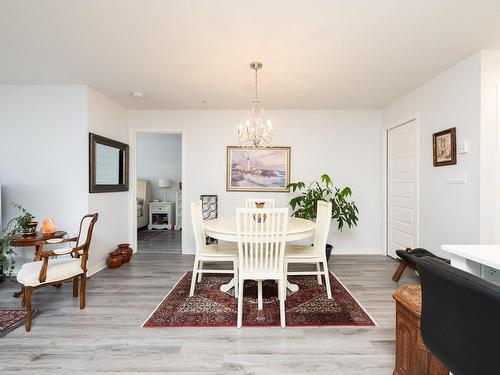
[158,178,172,202]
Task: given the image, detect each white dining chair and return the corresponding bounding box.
[244,198,276,209]
[189,201,239,297]
[236,207,288,328]
[284,200,333,299]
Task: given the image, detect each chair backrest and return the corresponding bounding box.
[200,195,218,220]
[245,198,276,209]
[75,213,98,271]
[416,257,500,375]
[312,201,332,257]
[236,207,288,276]
[191,200,208,254]
[76,213,99,249]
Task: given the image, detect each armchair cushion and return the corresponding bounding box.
[17,258,83,287]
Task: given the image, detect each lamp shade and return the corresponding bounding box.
[158,178,172,188]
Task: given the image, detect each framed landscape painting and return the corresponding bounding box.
[433,127,456,167]
[226,146,291,192]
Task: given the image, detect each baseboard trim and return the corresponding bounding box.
[88,260,107,277]
[332,248,384,255]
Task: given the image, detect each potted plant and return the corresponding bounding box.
[287,174,359,260]
[0,203,36,281]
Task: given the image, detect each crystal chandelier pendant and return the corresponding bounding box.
[237,62,273,148]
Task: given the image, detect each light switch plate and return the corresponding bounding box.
[458,140,469,154]
[446,172,467,184]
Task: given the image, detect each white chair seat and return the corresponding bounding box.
[17,257,83,287]
[285,244,322,259]
[199,243,238,258]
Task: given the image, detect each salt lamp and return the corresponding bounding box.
[41,218,56,234]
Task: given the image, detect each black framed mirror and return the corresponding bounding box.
[89,133,129,193]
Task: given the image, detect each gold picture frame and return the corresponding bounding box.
[226,146,291,192]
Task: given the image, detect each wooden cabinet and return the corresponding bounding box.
[393,285,448,375]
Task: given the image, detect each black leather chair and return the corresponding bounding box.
[416,257,500,374]
[392,247,449,282]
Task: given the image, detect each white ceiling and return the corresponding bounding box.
[1,0,500,109]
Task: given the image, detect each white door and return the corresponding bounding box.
[387,120,417,258]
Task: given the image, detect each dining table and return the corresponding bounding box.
[203,216,316,293]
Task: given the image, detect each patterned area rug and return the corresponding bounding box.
[143,272,375,327]
[0,310,30,336]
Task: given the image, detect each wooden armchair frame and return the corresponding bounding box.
[22,213,98,331]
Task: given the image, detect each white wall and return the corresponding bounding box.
[0,85,88,269]
[129,110,383,254]
[383,53,482,254]
[0,85,129,274]
[87,87,130,270]
[478,51,500,243]
[136,133,181,203]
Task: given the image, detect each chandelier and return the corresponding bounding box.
[237,61,273,148]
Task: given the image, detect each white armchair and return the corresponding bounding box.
[16,213,98,331]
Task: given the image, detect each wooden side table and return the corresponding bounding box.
[393,284,448,375]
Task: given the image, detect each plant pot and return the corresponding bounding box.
[325,243,333,261]
[22,221,38,236]
[116,243,133,263]
[107,252,123,269]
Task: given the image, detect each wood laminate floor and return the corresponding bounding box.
[0,253,419,375]
[137,229,182,253]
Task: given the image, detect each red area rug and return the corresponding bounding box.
[0,310,30,336]
[143,272,375,328]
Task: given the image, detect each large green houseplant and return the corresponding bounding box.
[287,174,359,260]
[0,203,35,280]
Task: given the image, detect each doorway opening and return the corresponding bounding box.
[135,133,182,253]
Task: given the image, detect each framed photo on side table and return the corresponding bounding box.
[433,127,456,167]
[226,146,291,192]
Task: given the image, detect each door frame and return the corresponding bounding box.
[383,114,420,258]
[128,129,186,254]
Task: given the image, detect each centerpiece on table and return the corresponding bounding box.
[287,174,359,260]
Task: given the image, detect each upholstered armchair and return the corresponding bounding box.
[16,213,98,331]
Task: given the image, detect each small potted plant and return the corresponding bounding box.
[287,174,359,260]
[0,203,36,280]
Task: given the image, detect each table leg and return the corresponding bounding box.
[13,286,24,298]
[34,244,42,261]
[220,277,236,292]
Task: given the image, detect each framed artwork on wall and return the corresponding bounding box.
[433,127,456,167]
[226,146,291,192]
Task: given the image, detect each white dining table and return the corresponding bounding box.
[204,216,316,293]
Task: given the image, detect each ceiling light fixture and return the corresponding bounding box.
[130,91,144,98]
[237,61,273,148]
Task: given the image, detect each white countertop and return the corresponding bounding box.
[441,244,500,270]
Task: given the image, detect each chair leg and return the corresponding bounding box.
[278,279,286,328]
[233,261,238,298]
[80,273,86,309]
[323,261,332,299]
[189,258,199,297]
[237,277,244,328]
[316,263,322,285]
[73,277,79,298]
[257,280,263,310]
[21,287,26,307]
[197,261,203,282]
[392,261,407,282]
[283,261,288,301]
[25,287,33,332]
